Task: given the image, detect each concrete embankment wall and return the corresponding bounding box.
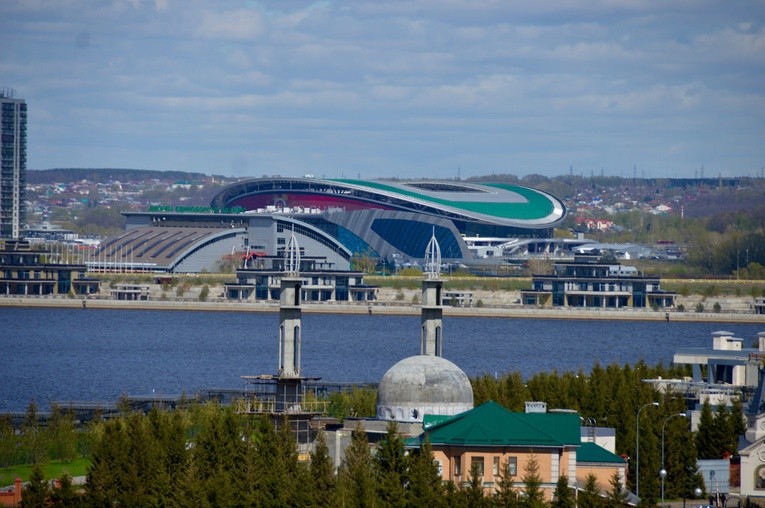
[1,294,764,323]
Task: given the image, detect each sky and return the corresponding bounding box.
[2,1,764,180]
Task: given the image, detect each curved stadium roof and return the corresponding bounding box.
[211,178,566,229]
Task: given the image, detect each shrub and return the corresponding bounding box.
[411,294,419,304]
[702,284,719,298]
[695,302,705,313]
[677,304,685,312]
[395,289,405,301]
[476,299,484,308]
[199,285,210,302]
[713,301,721,313]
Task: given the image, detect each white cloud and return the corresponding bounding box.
[195,9,267,41]
[1,0,763,177]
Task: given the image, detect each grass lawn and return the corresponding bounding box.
[0,458,90,486]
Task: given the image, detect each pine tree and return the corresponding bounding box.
[337,421,379,507]
[711,404,734,457]
[461,460,488,507]
[695,400,717,459]
[407,435,445,508]
[730,398,747,442]
[0,415,18,468]
[21,464,49,508]
[375,421,409,506]
[580,474,603,508]
[86,418,128,507]
[309,430,337,507]
[552,475,575,508]
[49,473,83,508]
[47,405,77,463]
[22,400,47,465]
[520,455,545,508]
[495,457,520,508]
[606,471,628,507]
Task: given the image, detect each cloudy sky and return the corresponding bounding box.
[2,1,764,179]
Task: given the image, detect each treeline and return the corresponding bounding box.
[15,404,631,508]
[26,168,217,185]
[4,362,748,506]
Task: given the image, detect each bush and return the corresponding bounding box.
[476,299,484,308]
[395,289,405,301]
[695,302,705,313]
[713,301,721,313]
[199,285,210,302]
[702,284,719,298]
[411,294,419,304]
[677,304,685,312]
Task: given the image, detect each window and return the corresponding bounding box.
[454,455,462,476]
[471,456,484,478]
[506,457,518,476]
[434,459,443,476]
[493,457,500,476]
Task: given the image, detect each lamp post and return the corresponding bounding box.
[636,401,659,500]
[661,413,687,506]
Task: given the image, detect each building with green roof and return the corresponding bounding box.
[405,401,629,500]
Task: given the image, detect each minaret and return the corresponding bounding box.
[278,229,302,378]
[421,229,443,357]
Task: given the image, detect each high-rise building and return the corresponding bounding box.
[0,87,27,239]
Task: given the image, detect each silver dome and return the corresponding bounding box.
[376,355,474,423]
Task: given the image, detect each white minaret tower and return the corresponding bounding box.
[421,229,443,356]
[278,228,302,378]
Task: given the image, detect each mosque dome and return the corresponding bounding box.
[376,355,474,423]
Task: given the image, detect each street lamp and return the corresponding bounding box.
[661,413,687,506]
[636,401,659,499]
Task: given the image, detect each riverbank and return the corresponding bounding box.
[1,295,764,323]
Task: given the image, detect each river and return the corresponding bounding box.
[2,307,764,412]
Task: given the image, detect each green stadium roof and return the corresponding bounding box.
[334,179,565,226]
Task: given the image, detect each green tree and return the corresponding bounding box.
[695,400,716,459]
[374,421,409,506]
[336,421,379,507]
[21,464,49,508]
[407,435,445,508]
[461,460,488,507]
[309,431,336,507]
[520,455,545,508]
[495,457,520,507]
[580,474,603,508]
[0,415,19,467]
[47,406,78,463]
[552,475,575,508]
[22,400,47,466]
[49,473,83,508]
[606,471,628,507]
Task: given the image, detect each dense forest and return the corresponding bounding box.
[2,362,745,507]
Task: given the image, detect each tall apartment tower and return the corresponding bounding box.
[0,88,27,239]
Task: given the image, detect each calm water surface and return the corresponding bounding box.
[2,307,764,412]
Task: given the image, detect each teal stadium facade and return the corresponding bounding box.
[100,178,566,273]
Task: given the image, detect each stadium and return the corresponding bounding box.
[94,178,568,273]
